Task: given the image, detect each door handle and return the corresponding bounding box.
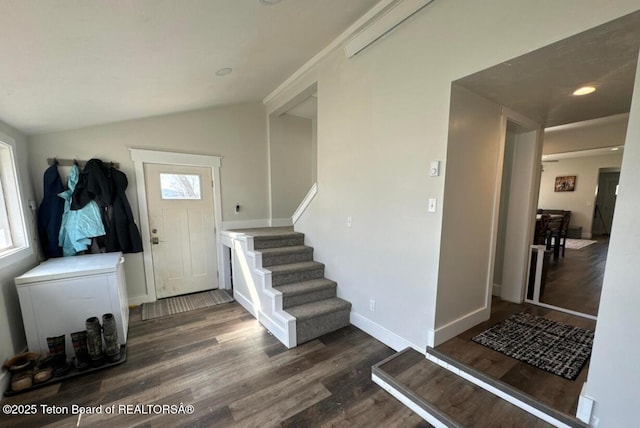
[151,237,159,245]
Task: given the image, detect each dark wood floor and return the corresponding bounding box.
[436,298,596,417]
[540,236,608,316]
[2,303,429,427]
[378,349,553,427]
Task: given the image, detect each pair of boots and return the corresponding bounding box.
[84,313,120,367]
[46,335,71,376]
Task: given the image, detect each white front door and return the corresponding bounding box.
[144,163,218,298]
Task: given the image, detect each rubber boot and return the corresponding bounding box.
[102,313,120,363]
[71,330,90,371]
[85,317,105,367]
[46,335,70,376]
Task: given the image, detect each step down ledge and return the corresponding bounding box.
[426,346,587,428]
[258,245,313,255]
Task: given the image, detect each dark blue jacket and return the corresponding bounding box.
[37,164,64,258]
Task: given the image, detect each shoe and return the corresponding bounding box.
[102,313,120,363]
[85,317,105,367]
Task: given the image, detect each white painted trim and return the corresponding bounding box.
[577,383,595,424]
[270,217,293,227]
[432,305,490,346]
[263,0,401,105]
[425,353,573,428]
[129,148,223,303]
[372,373,449,428]
[350,311,423,354]
[292,182,317,224]
[221,219,270,230]
[345,0,435,58]
[233,286,294,348]
[524,299,598,321]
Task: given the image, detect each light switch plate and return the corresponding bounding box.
[428,198,437,212]
[430,161,440,177]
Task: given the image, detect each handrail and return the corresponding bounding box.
[292,183,317,224]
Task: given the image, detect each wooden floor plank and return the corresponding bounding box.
[1,302,421,427]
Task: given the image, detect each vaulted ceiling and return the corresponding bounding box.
[0,0,378,135]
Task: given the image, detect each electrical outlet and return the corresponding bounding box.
[369,299,375,311]
[347,216,352,228]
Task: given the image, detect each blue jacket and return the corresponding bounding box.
[37,164,64,258]
[58,165,105,256]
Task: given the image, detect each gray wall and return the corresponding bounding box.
[269,113,314,220]
[28,102,269,301]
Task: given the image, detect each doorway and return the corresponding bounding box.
[130,149,224,303]
[593,170,620,236]
[144,163,218,298]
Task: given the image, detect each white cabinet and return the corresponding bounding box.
[15,252,129,356]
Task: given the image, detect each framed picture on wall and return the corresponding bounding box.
[555,175,576,192]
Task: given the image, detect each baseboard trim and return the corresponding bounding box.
[350,311,422,354]
[128,295,153,306]
[222,219,270,230]
[292,182,317,225]
[432,306,490,346]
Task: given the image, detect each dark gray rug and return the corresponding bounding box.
[471,312,594,380]
[142,289,233,320]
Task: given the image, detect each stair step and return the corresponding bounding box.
[287,297,352,345]
[425,346,588,427]
[259,245,314,267]
[373,349,561,428]
[253,232,305,250]
[275,278,337,308]
[268,261,325,286]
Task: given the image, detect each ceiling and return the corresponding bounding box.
[0,0,379,135]
[456,10,640,128]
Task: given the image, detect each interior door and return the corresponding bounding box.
[144,163,218,298]
[593,172,620,235]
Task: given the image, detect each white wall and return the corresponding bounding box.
[435,85,501,336]
[543,114,629,154]
[28,102,268,301]
[269,113,314,221]
[538,153,623,237]
[266,0,640,354]
[0,119,38,394]
[585,54,640,427]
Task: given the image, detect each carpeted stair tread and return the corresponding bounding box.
[253,232,305,250]
[258,245,312,255]
[267,261,324,274]
[275,278,337,296]
[286,297,351,321]
[259,246,314,267]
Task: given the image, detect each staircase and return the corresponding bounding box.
[224,227,351,347]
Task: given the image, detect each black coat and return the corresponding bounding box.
[71,159,142,254]
[37,164,64,258]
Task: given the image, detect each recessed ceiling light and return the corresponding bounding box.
[215,67,232,76]
[572,86,596,96]
[611,147,620,151]
[260,0,283,5]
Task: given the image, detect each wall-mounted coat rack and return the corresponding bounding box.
[47,158,120,169]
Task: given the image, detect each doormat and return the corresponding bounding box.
[565,239,597,250]
[471,312,594,380]
[142,289,234,321]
